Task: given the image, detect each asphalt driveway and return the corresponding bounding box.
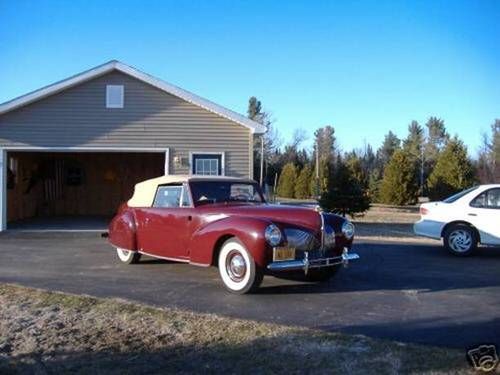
[0,232,499,349]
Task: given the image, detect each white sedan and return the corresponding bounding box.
[414,184,500,256]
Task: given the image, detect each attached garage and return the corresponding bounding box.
[0,61,265,231]
[5,150,165,229]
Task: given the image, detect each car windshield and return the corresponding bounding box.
[442,186,479,203]
[189,181,265,206]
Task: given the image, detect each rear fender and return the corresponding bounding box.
[108,208,137,251]
[188,217,271,268]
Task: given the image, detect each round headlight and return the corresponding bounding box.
[265,224,282,246]
[341,221,355,239]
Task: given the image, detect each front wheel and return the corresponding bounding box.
[116,248,141,264]
[443,224,477,257]
[218,238,263,294]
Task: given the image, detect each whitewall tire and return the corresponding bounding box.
[116,248,141,264]
[218,238,263,294]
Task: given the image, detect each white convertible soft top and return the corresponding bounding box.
[127,175,254,207]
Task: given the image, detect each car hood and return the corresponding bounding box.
[197,203,322,231]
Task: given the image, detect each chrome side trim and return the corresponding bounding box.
[189,261,211,267]
[138,250,190,263]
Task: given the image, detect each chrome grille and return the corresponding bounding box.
[324,224,336,248]
[320,212,325,250]
[284,228,317,251]
[320,212,336,252]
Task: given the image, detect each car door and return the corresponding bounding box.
[467,188,500,245]
[135,183,194,260]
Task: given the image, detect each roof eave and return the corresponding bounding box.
[0,60,118,115]
[0,60,266,134]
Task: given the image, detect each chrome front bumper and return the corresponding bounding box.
[267,248,360,274]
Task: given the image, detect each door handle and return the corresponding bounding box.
[467,213,477,217]
[187,216,192,221]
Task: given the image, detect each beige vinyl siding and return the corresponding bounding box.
[0,71,251,177]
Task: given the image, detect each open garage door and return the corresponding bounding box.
[5,151,165,230]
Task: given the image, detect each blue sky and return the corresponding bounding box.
[1,0,499,156]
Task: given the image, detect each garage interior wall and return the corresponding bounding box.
[7,152,163,223]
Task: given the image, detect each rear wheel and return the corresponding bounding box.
[218,238,263,294]
[116,248,141,264]
[304,265,341,282]
[443,224,477,257]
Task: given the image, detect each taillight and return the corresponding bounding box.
[420,207,429,215]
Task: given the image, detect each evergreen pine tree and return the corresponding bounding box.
[402,121,424,194]
[309,165,319,198]
[379,149,419,205]
[403,121,424,162]
[247,97,262,121]
[276,163,297,198]
[368,173,383,202]
[424,116,449,182]
[345,151,368,189]
[294,165,312,199]
[427,137,476,200]
[377,131,401,168]
[319,157,370,217]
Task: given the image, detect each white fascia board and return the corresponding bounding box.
[114,63,266,134]
[0,60,267,134]
[0,61,117,114]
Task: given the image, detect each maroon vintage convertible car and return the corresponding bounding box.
[108,175,359,293]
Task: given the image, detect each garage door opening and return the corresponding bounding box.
[6,151,164,231]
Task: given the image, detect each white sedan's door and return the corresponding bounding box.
[467,188,500,245]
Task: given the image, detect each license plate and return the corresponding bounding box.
[273,246,296,261]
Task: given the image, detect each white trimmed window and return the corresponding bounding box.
[106,85,124,108]
[191,153,224,175]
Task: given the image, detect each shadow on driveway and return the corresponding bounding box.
[259,242,500,295]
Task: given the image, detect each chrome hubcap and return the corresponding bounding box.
[449,230,472,252]
[226,251,246,282]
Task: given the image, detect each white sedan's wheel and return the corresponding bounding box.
[116,248,141,264]
[218,238,263,294]
[449,230,472,252]
[444,224,477,257]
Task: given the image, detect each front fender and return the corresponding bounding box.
[188,217,271,268]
